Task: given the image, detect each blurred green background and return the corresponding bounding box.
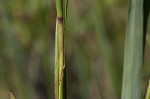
[0,0,149,99]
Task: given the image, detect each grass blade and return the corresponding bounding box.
[121,0,144,99]
[145,80,150,99]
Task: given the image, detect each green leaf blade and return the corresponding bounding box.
[121,0,144,99]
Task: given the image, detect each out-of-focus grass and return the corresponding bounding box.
[0,0,52,99]
[0,0,149,99]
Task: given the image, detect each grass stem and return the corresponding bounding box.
[55,0,65,99]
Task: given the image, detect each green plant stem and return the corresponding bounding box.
[55,0,65,99]
[121,0,144,99]
[56,0,63,17]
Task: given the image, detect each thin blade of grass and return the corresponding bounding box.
[145,80,150,99]
[121,0,144,99]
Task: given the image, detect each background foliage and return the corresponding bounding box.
[0,0,149,99]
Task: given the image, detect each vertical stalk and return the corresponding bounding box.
[145,80,150,99]
[55,0,65,99]
[121,0,144,99]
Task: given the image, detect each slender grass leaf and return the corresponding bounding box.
[145,80,150,99]
[121,0,144,99]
